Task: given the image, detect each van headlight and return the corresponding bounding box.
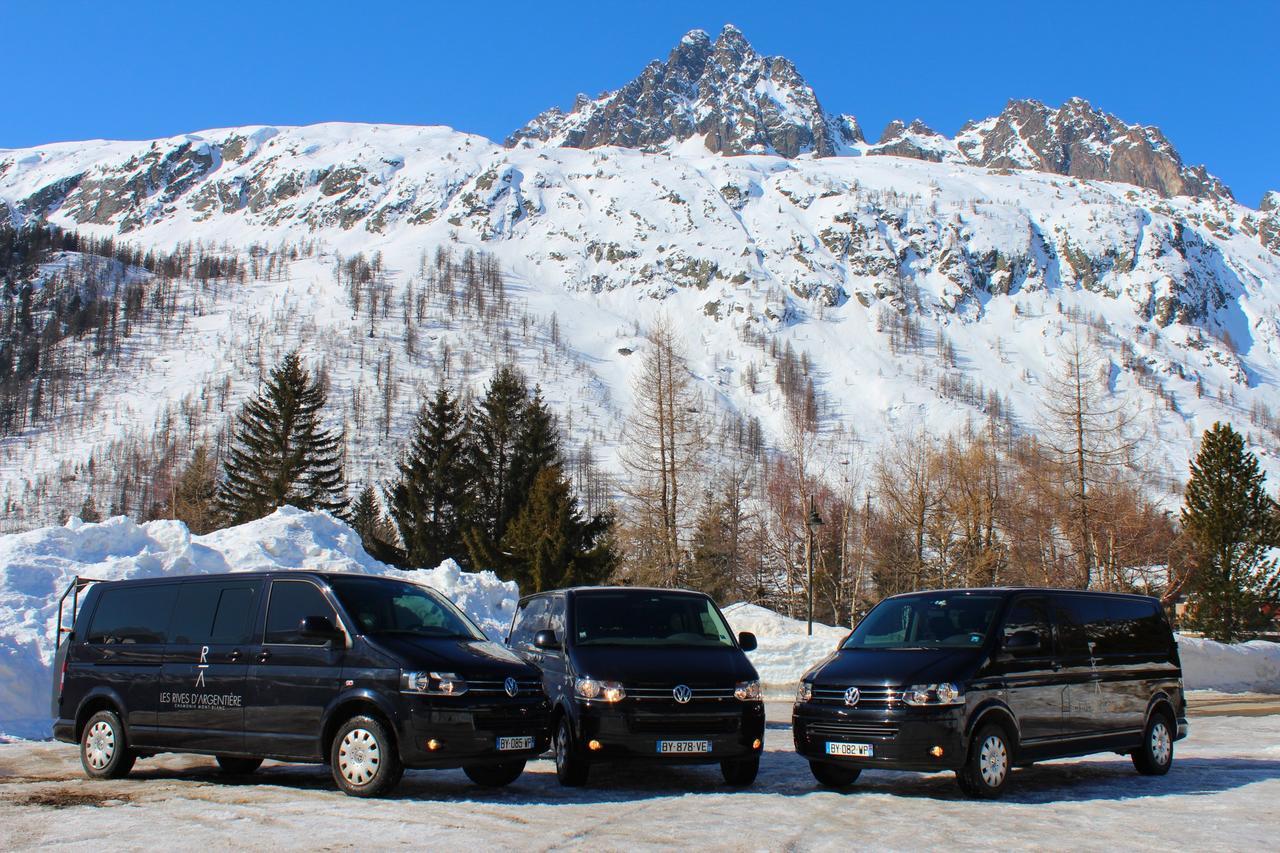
[575,677,625,702]
[734,680,762,701]
[796,681,813,703]
[902,683,964,706]
[401,671,469,696]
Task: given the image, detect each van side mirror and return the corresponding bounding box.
[738,631,757,652]
[533,629,561,650]
[1004,629,1042,655]
[299,615,343,644]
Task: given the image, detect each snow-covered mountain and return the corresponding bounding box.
[1,25,1279,529]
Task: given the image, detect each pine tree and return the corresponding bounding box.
[512,386,561,508]
[502,465,614,592]
[464,365,533,568]
[79,494,101,523]
[1181,422,1280,642]
[168,444,220,534]
[216,351,348,524]
[350,484,402,564]
[386,387,471,568]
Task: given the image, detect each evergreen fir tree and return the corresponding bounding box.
[501,465,614,592]
[79,494,101,523]
[216,351,348,524]
[687,490,738,601]
[169,443,220,534]
[464,365,531,568]
[1182,422,1280,642]
[350,484,402,564]
[511,385,561,509]
[386,386,471,568]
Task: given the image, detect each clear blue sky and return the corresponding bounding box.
[2,0,1276,205]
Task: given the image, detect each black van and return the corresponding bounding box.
[793,587,1187,798]
[506,587,765,787]
[51,571,550,796]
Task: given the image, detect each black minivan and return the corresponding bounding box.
[506,587,765,787]
[794,587,1187,798]
[51,571,550,796]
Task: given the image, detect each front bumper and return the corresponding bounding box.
[793,702,966,772]
[574,699,765,763]
[397,695,552,769]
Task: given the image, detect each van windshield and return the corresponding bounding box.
[328,577,486,641]
[573,592,735,647]
[843,593,1003,650]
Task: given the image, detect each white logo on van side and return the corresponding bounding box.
[195,645,209,689]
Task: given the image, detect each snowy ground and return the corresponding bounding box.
[1,701,1277,852]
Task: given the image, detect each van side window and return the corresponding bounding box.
[210,586,259,644]
[1002,597,1050,652]
[1105,598,1166,654]
[547,596,566,642]
[509,598,548,650]
[1052,596,1090,658]
[265,581,336,645]
[1057,595,1117,657]
[87,585,178,644]
[170,582,261,644]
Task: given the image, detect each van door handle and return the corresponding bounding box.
[257,650,271,663]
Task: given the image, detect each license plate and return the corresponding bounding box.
[657,739,710,754]
[826,742,873,757]
[497,736,535,751]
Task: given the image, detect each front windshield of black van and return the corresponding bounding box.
[573,591,735,647]
[328,577,486,641]
[843,593,1003,650]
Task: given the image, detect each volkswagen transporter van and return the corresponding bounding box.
[507,587,765,787]
[793,588,1187,798]
[51,571,550,797]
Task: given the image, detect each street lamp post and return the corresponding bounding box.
[806,497,823,636]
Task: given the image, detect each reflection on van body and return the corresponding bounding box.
[793,588,1187,798]
[507,587,765,787]
[52,572,551,797]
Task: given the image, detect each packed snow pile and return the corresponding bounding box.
[722,602,847,694]
[1177,635,1280,694]
[0,507,518,739]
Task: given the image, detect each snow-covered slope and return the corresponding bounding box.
[2,114,1279,527]
[0,508,518,739]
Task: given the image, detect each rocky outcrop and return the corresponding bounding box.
[506,25,858,158]
[867,119,954,162]
[1260,191,1280,255]
[954,98,1231,201]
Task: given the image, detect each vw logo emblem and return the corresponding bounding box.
[672,684,693,704]
[504,677,519,697]
[843,686,861,707]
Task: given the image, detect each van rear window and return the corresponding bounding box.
[87,585,178,645]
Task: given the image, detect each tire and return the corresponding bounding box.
[330,715,404,798]
[808,760,861,789]
[553,717,590,787]
[80,709,136,780]
[721,755,760,786]
[216,756,264,775]
[956,723,1012,799]
[464,761,527,788]
[1131,711,1174,776]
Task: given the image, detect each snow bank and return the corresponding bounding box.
[722,602,1280,698]
[1178,635,1280,693]
[722,603,846,695]
[0,507,518,739]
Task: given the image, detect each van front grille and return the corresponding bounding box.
[468,679,544,697]
[811,685,900,707]
[807,720,899,740]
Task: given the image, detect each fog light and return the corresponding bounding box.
[427,738,442,751]
[588,739,603,751]
[929,746,944,758]
[752,738,762,750]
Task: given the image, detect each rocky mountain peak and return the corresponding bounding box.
[505,25,857,158]
[954,97,1232,200]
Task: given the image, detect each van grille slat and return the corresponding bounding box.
[811,685,901,707]
[807,720,899,740]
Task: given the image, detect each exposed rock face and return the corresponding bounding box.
[506,25,859,158]
[1261,191,1280,255]
[954,98,1231,201]
[867,119,954,162]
